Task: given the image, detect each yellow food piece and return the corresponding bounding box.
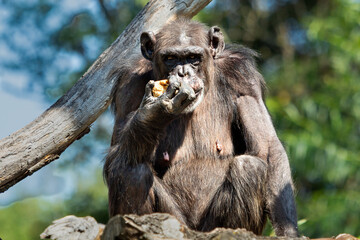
[152,79,169,97]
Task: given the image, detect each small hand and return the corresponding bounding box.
[139,77,196,123]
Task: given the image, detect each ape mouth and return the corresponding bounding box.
[189,86,203,102]
[194,88,203,97]
[183,87,204,113]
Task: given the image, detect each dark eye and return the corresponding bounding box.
[187,55,200,65]
[164,55,178,66]
[167,55,175,60]
[164,55,177,61]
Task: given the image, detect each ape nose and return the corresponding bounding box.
[177,65,190,77]
[177,66,186,77]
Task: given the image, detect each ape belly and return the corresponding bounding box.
[162,158,229,228]
[158,155,268,233]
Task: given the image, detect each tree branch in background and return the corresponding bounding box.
[0,0,212,193]
[98,0,114,26]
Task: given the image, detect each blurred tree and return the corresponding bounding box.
[197,0,360,237]
[0,0,359,239]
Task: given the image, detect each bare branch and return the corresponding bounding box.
[0,0,212,192]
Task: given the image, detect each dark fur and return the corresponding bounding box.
[104,18,298,236]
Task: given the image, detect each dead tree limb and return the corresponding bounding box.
[0,0,212,193]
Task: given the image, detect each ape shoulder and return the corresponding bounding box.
[214,44,266,98]
[218,44,259,65]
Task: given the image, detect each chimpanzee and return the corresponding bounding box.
[104,18,299,237]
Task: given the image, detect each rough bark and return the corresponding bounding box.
[0,0,212,193]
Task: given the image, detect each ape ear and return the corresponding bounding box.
[140,31,156,60]
[208,26,225,57]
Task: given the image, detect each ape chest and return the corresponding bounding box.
[153,120,234,176]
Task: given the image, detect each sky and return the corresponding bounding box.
[0,0,102,205]
[0,0,97,138]
[0,83,46,139]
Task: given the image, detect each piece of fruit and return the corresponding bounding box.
[152,79,169,97]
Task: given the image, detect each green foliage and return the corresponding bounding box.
[258,0,360,236]
[0,170,107,240]
[0,199,43,240]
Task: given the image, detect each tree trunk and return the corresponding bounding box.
[0,0,212,193]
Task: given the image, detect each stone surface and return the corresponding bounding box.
[41,213,359,240]
[40,215,104,240]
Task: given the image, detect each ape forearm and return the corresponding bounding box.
[113,110,167,165]
[104,110,164,216]
[236,95,298,236]
[104,110,163,192]
[266,142,299,237]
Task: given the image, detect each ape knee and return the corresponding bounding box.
[199,155,268,233]
[232,155,268,179]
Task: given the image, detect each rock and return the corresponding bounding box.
[334,234,359,240]
[42,213,358,240]
[40,215,104,240]
[101,213,307,240]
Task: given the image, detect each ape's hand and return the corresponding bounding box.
[138,78,196,123]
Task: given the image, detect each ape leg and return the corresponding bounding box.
[107,163,154,216]
[153,177,187,224]
[199,155,268,234]
[106,160,185,223]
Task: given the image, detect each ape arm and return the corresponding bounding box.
[236,95,298,237]
[104,72,199,216]
[228,52,299,237]
[104,100,162,216]
[104,75,165,215]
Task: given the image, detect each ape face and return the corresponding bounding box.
[158,44,206,113]
[140,20,224,113]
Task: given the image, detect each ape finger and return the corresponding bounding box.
[171,84,196,113]
[165,81,181,99]
[145,80,155,98]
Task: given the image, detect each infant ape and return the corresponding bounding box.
[104,18,299,237]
